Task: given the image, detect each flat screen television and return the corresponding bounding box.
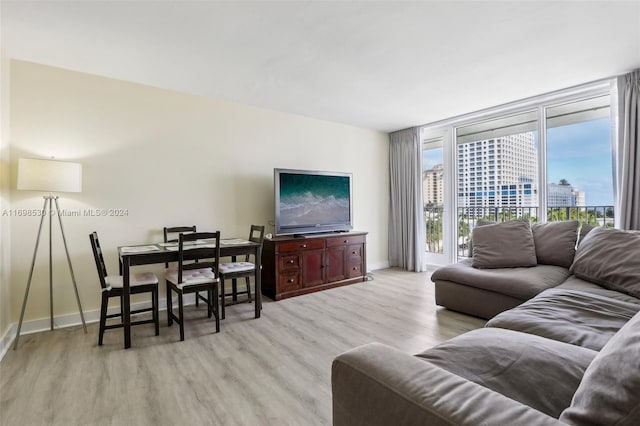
[274,168,353,236]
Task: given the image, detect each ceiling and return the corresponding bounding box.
[2,1,640,133]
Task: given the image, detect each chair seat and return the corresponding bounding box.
[105,272,158,290]
[219,261,255,274]
[165,267,219,288]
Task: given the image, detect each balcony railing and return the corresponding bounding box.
[424,205,614,256]
[425,206,444,254]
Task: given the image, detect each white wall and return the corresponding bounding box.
[6,60,389,334]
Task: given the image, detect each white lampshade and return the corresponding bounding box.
[17,158,83,193]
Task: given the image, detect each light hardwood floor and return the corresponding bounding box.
[0,268,485,426]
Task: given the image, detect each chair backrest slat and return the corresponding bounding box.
[89,232,109,290]
[163,225,197,243]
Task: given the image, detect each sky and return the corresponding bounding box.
[546,118,613,206]
[422,117,614,207]
[423,147,443,171]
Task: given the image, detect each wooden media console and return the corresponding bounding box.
[261,231,368,300]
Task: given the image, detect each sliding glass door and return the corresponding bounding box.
[422,128,454,267]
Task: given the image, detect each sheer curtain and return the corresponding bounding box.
[389,127,425,272]
[615,70,640,230]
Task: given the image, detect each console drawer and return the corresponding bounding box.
[278,239,325,253]
[347,262,363,278]
[279,254,301,271]
[278,272,301,292]
[326,235,365,247]
[347,245,363,261]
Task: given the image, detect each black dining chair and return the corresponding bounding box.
[164,231,221,341]
[218,225,265,319]
[164,225,204,305]
[89,232,159,345]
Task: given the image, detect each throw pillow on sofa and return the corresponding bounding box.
[560,310,640,426]
[468,219,496,257]
[577,223,596,246]
[569,227,640,298]
[472,220,537,269]
[531,220,579,268]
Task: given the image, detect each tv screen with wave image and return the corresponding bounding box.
[274,168,353,236]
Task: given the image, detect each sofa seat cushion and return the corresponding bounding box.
[486,289,640,351]
[165,267,218,287]
[556,276,640,305]
[560,310,640,426]
[416,328,597,418]
[431,259,570,301]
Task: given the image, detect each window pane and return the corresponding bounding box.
[423,139,444,254]
[456,112,539,256]
[545,95,614,226]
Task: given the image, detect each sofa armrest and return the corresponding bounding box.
[332,342,565,426]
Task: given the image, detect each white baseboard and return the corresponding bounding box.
[0,326,14,362]
[425,263,442,272]
[0,294,198,361]
[367,261,390,272]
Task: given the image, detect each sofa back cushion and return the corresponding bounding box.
[532,220,579,268]
[468,219,496,257]
[472,220,537,269]
[569,227,640,298]
[577,223,596,246]
[560,310,640,425]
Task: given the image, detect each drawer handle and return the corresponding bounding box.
[288,278,295,283]
[301,244,307,248]
[352,251,357,255]
[287,259,294,264]
[353,266,359,271]
[344,240,348,243]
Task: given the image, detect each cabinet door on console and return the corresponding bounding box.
[302,249,324,287]
[326,246,346,282]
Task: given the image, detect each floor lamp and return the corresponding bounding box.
[13,158,87,350]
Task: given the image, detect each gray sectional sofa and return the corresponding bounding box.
[332,222,640,426]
